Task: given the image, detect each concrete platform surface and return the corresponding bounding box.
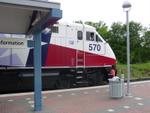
[0,80,150,113]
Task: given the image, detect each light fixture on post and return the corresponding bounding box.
[122,1,131,96]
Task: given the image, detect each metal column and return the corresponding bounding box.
[126,11,131,96]
[34,31,42,111]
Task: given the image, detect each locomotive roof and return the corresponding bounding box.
[57,21,96,30]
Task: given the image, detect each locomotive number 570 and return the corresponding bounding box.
[89,44,101,51]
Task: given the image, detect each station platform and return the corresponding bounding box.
[0,80,150,113]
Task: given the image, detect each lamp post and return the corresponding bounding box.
[122,1,131,96]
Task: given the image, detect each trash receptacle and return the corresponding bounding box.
[109,77,124,98]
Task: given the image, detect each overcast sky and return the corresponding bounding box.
[54,0,150,27]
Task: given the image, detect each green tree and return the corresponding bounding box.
[109,21,145,64]
[142,29,150,62]
[128,21,143,63]
[108,22,126,63]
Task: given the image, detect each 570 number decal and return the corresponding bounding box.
[89,44,101,51]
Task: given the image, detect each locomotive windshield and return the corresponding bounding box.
[96,34,102,42]
[95,32,104,42]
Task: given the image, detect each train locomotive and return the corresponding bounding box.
[0,22,116,93]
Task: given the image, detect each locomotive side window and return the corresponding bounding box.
[96,35,102,42]
[77,31,83,40]
[86,32,94,41]
[51,26,59,33]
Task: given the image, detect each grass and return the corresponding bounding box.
[116,62,150,80]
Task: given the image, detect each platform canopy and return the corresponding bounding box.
[0,0,62,34]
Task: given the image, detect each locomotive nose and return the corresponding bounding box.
[105,43,116,64]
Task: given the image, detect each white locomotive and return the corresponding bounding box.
[0,22,116,92]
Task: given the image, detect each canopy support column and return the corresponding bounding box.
[34,31,42,111]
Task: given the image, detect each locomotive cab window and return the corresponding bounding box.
[51,26,59,33]
[77,31,83,40]
[86,32,95,41]
[96,35,102,42]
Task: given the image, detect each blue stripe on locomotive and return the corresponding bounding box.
[26,33,51,67]
[41,33,51,43]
